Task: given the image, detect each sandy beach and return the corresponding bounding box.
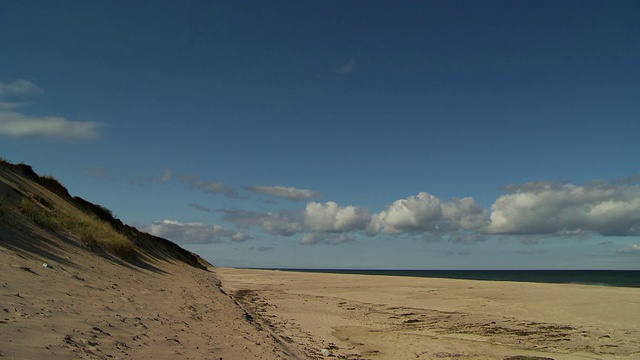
[216,268,640,360]
[2,161,639,359]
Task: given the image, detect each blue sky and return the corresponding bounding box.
[2,1,639,269]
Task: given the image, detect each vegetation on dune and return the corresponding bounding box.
[0,157,132,258]
[18,197,59,231]
[2,157,207,268]
[16,191,136,259]
[57,207,136,258]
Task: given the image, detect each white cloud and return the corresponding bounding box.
[146,219,251,244]
[245,185,321,201]
[0,110,103,141]
[487,182,640,236]
[304,201,371,233]
[0,79,103,141]
[179,174,239,198]
[301,233,355,245]
[363,179,640,239]
[231,232,252,242]
[366,192,442,235]
[441,197,488,231]
[168,177,640,246]
[365,192,486,235]
[0,79,43,98]
[218,209,303,236]
[618,244,640,256]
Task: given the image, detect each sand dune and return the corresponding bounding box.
[0,249,296,359]
[0,161,295,359]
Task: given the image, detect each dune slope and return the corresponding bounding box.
[0,160,296,359]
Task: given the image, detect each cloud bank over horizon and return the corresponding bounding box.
[149,177,640,247]
[122,167,640,246]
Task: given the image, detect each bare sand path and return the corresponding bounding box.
[215,268,640,360]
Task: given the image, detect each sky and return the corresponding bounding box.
[1,1,639,269]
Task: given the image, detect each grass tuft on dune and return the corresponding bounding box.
[17,192,136,258]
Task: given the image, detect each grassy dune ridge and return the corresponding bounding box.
[18,195,135,257]
[1,158,134,258]
[0,157,203,266]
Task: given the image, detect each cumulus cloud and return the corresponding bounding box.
[366,193,442,235]
[304,201,371,233]
[441,197,488,231]
[179,174,239,198]
[245,185,321,201]
[0,79,103,141]
[146,219,250,244]
[218,209,303,236]
[301,233,355,245]
[366,192,487,235]
[487,182,640,236]
[165,177,640,245]
[618,244,640,256]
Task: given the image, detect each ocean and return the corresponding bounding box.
[271,269,640,288]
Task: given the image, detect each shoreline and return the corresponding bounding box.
[248,268,640,288]
[215,267,640,360]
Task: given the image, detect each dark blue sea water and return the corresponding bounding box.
[270,269,640,288]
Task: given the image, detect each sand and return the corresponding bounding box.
[2,231,639,360]
[0,239,299,359]
[215,268,640,360]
